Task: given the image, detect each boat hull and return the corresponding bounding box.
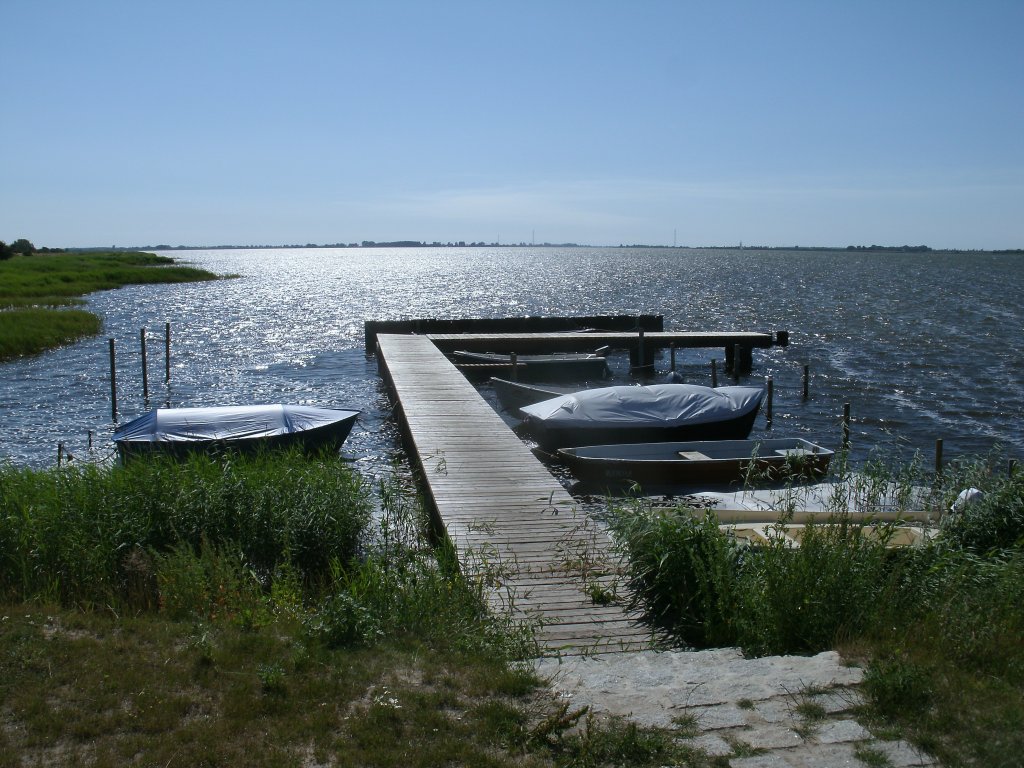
[520,384,765,452]
[490,377,575,413]
[453,350,609,382]
[113,406,359,461]
[558,438,834,488]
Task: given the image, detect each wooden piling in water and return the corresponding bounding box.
[935,438,944,475]
[510,352,518,382]
[165,322,171,382]
[109,338,118,422]
[842,403,851,450]
[802,364,810,401]
[711,359,718,388]
[765,376,774,427]
[140,328,149,402]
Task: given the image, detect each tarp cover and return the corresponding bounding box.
[520,384,763,427]
[113,404,358,444]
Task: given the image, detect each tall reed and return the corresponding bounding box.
[0,450,372,607]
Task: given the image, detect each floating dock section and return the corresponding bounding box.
[375,333,657,655]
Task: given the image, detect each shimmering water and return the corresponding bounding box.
[3,247,1021,480]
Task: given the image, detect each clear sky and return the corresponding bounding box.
[3,1,1022,249]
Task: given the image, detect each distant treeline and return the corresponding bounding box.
[31,241,1024,255]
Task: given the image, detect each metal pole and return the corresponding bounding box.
[140,327,149,402]
[165,322,171,382]
[109,338,118,422]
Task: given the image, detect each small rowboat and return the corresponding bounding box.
[453,348,610,381]
[557,438,834,487]
[490,377,577,413]
[113,404,359,461]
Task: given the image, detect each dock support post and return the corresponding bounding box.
[765,376,773,427]
[802,364,810,401]
[670,343,676,372]
[165,322,171,382]
[109,338,118,423]
[510,352,518,382]
[711,359,718,388]
[140,327,149,402]
[841,403,851,451]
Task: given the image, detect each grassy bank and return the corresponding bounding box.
[607,455,1024,767]
[0,453,716,767]
[0,251,220,360]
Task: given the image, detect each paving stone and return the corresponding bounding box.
[754,697,796,724]
[737,724,805,750]
[811,689,863,714]
[690,703,751,730]
[680,732,733,757]
[874,739,939,766]
[783,742,863,767]
[814,719,871,744]
[729,755,791,768]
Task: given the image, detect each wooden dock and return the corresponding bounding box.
[376,333,658,655]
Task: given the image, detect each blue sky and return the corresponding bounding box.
[3,1,1022,249]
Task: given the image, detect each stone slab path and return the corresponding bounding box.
[535,649,939,767]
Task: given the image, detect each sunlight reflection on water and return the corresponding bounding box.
[2,247,1022,477]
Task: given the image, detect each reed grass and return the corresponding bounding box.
[0,307,103,358]
[0,250,220,360]
[606,451,1024,766]
[0,457,719,767]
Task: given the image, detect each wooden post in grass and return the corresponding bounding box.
[109,338,118,422]
[802,364,810,401]
[140,327,149,402]
[164,322,171,382]
[842,402,851,451]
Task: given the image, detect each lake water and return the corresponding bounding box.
[2,247,1021,484]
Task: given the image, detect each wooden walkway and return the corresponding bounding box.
[376,333,657,655]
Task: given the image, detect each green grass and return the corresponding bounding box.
[606,452,1024,767]
[0,456,720,767]
[0,250,220,360]
[0,307,102,358]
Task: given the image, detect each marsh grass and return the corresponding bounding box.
[0,457,717,767]
[607,452,1024,766]
[0,250,220,359]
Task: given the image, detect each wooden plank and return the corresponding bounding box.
[376,333,656,656]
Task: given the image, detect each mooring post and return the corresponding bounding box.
[88,430,93,451]
[510,352,518,382]
[140,327,149,402]
[733,343,742,380]
[670,343,676,372]
[802,364,810,401]
[57,442,64,467]
[935,438,944,475]
[109,338,118,422]
[637,328,646,368]
[711,359,718,388]
[165,322,171,382]
[842,402,851,451]
[765,376,774,427]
